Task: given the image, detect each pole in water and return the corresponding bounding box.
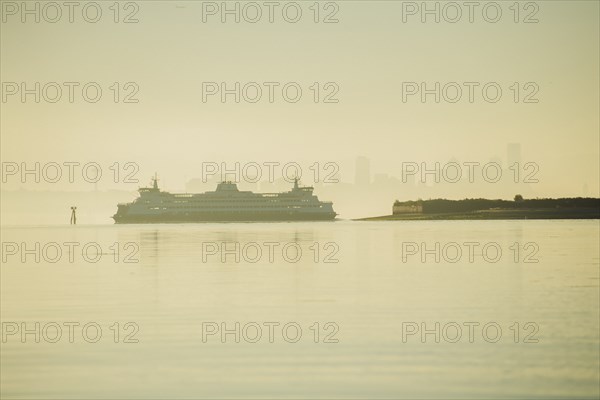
[70,206,77,225]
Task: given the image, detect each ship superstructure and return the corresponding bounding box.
[113,176,337,223]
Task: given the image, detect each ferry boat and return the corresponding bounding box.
[112,176,337,223]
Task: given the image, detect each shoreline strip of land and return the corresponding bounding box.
[356,198,600,221]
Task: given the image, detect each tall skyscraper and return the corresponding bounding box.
[507,143,522,168]
[355,156,371,186]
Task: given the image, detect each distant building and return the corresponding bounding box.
[507,143,522,168]
[393,201,423,214]
[355,156,371,186]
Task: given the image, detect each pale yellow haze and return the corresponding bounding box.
[0,1,599,221]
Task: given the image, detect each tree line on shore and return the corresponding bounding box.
[393,197,600,214]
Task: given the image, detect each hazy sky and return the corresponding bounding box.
[1,0,599,197]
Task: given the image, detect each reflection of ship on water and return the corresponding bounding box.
[113,176,337,223]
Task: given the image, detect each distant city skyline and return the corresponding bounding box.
[2,1,598,201]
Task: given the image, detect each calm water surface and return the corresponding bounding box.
[1,220,599,399]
